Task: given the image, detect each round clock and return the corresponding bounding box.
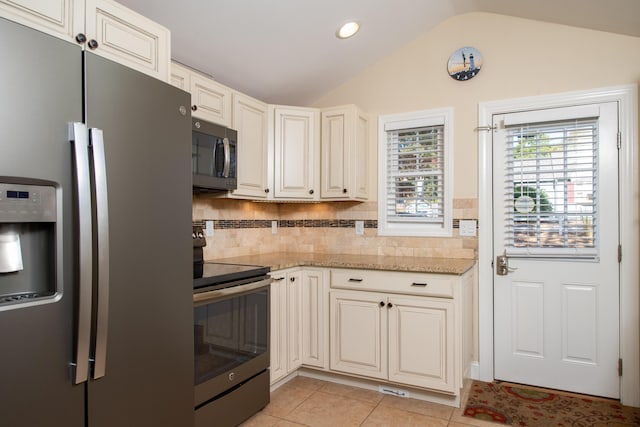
[447,47,482,81]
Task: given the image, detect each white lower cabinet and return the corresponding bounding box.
[330,290,388,380]
[329,268,470,395]
[270,269,302,384]
[387,296,455,392]
[301,268,328,369]
[270,267,328,384]
[270,265,472,399]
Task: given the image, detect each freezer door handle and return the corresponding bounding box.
[90,128,110,380]
[69,122,92,384]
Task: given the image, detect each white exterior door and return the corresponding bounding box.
[492,102,620,398]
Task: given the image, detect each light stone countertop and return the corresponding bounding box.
[209,252,475,275]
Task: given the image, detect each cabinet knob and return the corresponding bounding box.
[87,39,99,50]
[191,105,198,112]
[343,188,348,194]
[309,189,314,195]
[379,301,385,307]
[290,277,296,282]
[75,33,87,44]
[264,188,270,193]
[387,302,393,308]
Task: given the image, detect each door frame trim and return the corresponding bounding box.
[477,85,639,406]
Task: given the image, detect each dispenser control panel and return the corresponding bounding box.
[0,183,56,222]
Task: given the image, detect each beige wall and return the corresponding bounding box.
[313,12,640,199]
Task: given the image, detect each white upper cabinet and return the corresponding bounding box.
[170,62,232,127]
[273,106,320,200]
[0,0,171,81]
[321,105,369,200]
[231,93,269,198]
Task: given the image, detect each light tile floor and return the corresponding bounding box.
[240,376,504,427]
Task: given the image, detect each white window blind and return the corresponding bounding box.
[386,125,445,223]
[504,117,598,257]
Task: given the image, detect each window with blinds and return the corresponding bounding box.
[386,125,444,222]
[378,108,452,237]
[504,117,598,257]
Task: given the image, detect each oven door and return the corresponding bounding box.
[193,278,270,407]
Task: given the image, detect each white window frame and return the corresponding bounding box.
[378,107,453,237]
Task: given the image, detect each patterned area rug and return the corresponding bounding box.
[463,381,640,426]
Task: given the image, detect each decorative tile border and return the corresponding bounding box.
[193,219,477,230]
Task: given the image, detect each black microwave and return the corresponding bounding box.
[192,118,237,191]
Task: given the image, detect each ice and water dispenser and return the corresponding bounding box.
[0,180,58,309]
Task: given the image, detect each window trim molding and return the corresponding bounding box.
[377,107,454,237]
[477,84,639,406]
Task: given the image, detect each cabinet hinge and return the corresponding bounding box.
[618,358,623,376]
[617,132,622,150]
[618,244,622,263]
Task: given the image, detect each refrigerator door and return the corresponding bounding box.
[84,52,194,426]
[0,18,84,427]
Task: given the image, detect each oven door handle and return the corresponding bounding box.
[193,277,272,305]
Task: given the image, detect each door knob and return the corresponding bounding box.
[496,250,518,276]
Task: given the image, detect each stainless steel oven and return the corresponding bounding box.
[193,262,271,427]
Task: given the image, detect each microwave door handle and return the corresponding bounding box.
[222,137,230,178]
[69,122,92,385]
[90,128,110,380]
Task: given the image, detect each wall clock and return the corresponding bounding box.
[447,47,482,81]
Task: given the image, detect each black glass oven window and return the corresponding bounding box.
[194,288,268,385]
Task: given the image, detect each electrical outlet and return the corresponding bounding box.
[459,219,477,237]
[205,220,214,237]
[355,220,364,235]
[272,220,278,234]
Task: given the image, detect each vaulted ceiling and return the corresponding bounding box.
[118,0,640,105]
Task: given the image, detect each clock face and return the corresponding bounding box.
[447,47,482,81]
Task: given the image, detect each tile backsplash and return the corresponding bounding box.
[193,197,478,260]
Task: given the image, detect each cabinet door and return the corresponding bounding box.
[353,109,370,200]
[329,290,387,380]
[321,108,349,199]
[321,105,369,201]
[232,93,269,198]
[387,296,455,393]
[287,270,303,372]
[301,269,327,368]
[189,72,232,127]
[0,0,83,42]
[85,0,170,81]
[274,107,318,199]
[269,277,287,384]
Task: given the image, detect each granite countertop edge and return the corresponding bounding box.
[209,252,476,276]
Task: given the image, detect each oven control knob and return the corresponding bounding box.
[228,372,235,382]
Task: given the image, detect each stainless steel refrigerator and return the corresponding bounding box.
[0,17,194,426]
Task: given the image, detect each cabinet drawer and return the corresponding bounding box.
[330,268,455,298]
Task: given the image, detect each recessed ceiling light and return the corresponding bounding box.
[336,21,360,39]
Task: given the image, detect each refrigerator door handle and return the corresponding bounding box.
[222,137,231,178]
[69,122,92,385]
[90,128,110,380]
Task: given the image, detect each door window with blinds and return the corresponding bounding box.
[378,108,453,236]
[499,105,602,258]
